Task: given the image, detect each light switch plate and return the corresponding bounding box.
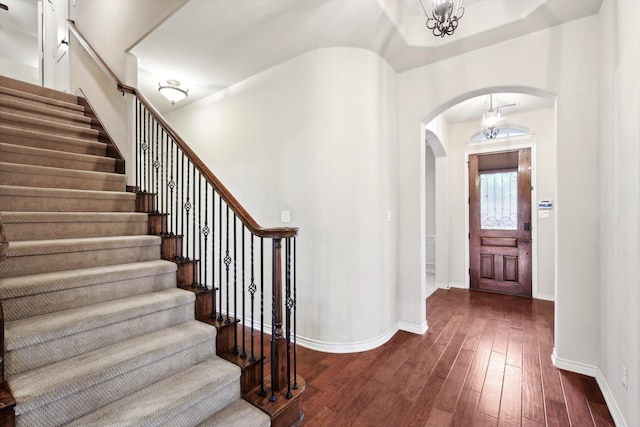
[280,210,291,223]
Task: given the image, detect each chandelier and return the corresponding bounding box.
[483,94,501,139]
[420,0,465,38]
[158,80,189,106]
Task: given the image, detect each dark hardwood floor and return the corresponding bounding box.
[296,288,615,426]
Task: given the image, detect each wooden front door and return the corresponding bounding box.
[469,149,532,296]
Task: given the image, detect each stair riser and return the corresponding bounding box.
[0,244,160,278]
[0,145,115,173]
[0,132,106,156]
[159,380,240,427]
[0,114,98,140]
[14,338,217,427]
[0,194,135,213]
[2,269,177,321]
[3,219,148,241]
[0,104,91,128]
[6,303,195,377]
[0,170,125,192]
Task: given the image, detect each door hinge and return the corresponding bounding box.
[468,268,471,275]
[468,232,470,239]
[531,186,534,192]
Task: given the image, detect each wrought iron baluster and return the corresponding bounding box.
[153,122,160,213]
[240,226,247,359]
[184,161,191,262]
[259,237,266,397]
[285,238,293,399]
[198,172,203,288]
[192,165,197,285]
[211,188,217,319]
[168,141,176,237]
[232,214,238,353]
[249,234,257,362]
[217,196,223,322]
[135,100,140,189]
[293,237,298,390]
[224,206,231,324]
[141,110,148,194]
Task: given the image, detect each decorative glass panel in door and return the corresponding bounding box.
[480,171,517,230]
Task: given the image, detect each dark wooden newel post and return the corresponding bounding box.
[270,238,288,399]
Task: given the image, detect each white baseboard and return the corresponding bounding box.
[551,347,598,376]
[296,323,399,353]
[449,282,468,289]
[552,348,628,427]
[595,368,628,427]
[399,320,428,335]
[535,292,555,301]
[436,282,450,289]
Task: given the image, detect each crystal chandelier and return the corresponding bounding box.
[483,94,502,139]
[420,0,465,38]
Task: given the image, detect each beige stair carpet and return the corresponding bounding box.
[0,75,270,426]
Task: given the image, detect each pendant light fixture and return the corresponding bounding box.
[483,94,501,139]
[158,80,189,106]
[419,0,465,38]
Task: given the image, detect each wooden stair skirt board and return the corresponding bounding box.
[0,75,272,426]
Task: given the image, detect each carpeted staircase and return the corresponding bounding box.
[0,76,271,426]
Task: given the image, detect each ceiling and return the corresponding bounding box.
[131,0,601,116]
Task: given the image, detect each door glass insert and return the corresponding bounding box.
[480,171,517,230]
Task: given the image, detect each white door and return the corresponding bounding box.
[42,0,68,92]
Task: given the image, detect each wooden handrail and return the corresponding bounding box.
[67,20,297,239]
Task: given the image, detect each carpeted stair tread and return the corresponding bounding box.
[4,289,196,375]
[66,356,246,427]
[0,142,116,172]
[0,124,106,155]
[0,260,177,320]
[0,97,92,126]
[197,399,271,427]
[0,82,83,110]
[1,211,148,241]
[0,76,78,105]
[8,321,218,426]
[0,161,125,191]
[0,235,160,277]
[5,287,192,351]
[0,184,136,212]
[0,111,99,139]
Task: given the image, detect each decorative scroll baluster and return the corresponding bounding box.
[224,207,231,324]
[141,112,148,194]
[248,235,257,362]
[184,161,191,262]
[202,179,209,290]
[293,238,298,390]
[285,238,293,399]
[153,123,160,213]
[240,226,247,359]
[168,142,175,237]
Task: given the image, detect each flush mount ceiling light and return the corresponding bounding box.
[419,0,465,38]
[158,80,189,106]
[483,94,502,139]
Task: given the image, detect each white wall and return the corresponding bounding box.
[166,47,399,350]
[443,107,556,298]
[598,1,640,426]
[68,0,187,184]
[398,16,600,367]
